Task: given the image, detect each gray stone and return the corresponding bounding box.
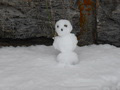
[0,0,96,46]
[97,0,120,46]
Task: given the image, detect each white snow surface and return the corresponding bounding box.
[0,44,120,90]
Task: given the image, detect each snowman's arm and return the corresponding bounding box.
[71,34,78,45]
[70,34,78,50]
[53,37,59,50]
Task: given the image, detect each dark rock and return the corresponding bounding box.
[0,37,53,47]
[0,0,54,39]
[97,0,120,47]
[0,0,96,46]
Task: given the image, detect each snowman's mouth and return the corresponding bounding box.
[61,29,63,31]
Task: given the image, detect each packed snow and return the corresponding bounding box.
[0,44,120,90]
[53,19,79,65]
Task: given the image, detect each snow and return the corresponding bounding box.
[53,34,78,52]
[0,44,120,90]
[57,52,79,65]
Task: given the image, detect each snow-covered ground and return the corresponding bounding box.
[0,44,120,90]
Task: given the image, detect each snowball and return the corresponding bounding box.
[53,34,78,53]
[55,19,73,37]
[57,52,79,65]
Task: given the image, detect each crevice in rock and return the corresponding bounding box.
[0,37,53,47]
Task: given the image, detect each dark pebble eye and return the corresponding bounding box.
[64,24,67,27]
[57,25,59,28]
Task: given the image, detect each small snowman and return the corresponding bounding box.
[53,19,79,65]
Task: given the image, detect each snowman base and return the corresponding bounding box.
[57,52,79,65]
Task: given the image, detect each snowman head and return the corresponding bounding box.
[55,19,73,36]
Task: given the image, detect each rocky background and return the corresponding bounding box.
[0,0,96,46]
[0,0,120,47]
[97,0,120,47]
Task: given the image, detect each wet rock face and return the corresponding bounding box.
[0,0,76,39]
[0,0,96,46]
[0,0,54,39]
[1,0,120,47]
[97,0,120,46]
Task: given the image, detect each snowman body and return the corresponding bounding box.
[53,19,79,65]
[53,34,77,53]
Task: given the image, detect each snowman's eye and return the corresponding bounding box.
[64,24,67,27]
[57,25,59,28]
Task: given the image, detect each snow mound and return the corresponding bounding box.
[0,44,120,90]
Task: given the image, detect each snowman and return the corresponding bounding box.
[53,19,79,65]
